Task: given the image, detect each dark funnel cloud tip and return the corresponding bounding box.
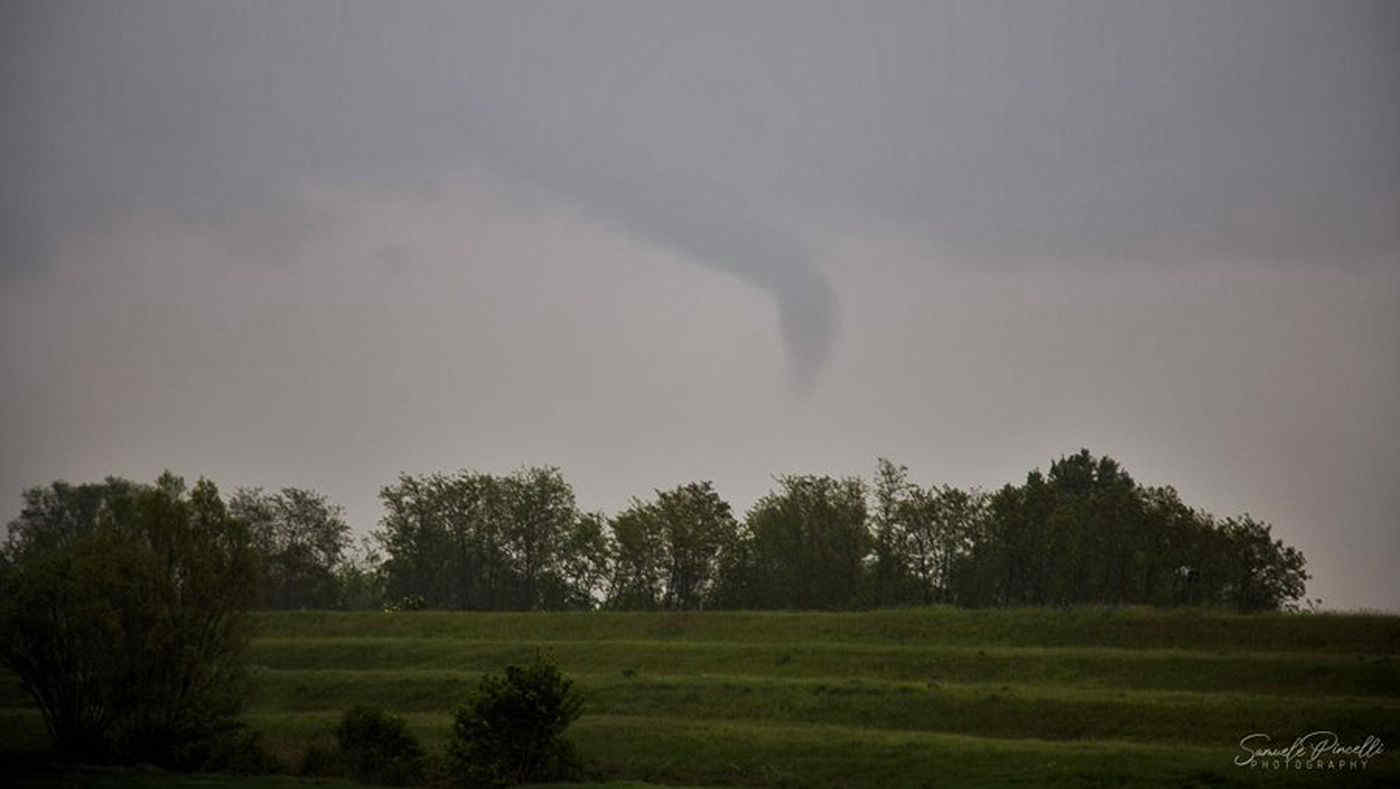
[773,262,837,397]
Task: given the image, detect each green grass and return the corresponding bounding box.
[239,638,1400,697]
[250,607,1400,652]
[4,606,1399,787]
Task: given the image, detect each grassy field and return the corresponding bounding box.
[3,607,1398,787]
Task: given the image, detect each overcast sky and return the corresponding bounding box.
[3,1,1397,610]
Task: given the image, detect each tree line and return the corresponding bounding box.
[0,472,580,773]
[4,450,1309,615]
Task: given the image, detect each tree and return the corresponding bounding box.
[903,484,986,605]
[1218,514,1309,612]
[605,502,666,610]
[334,537,387,611]
[869,459,917,607]
[0,474,257,766]
[334,706,427,786]
[556,511,612,610]
[229,487,351,610]
[950,482,1020,607]
[376,471,495,609]
[946,450,1309,611]
[743,474,870,609]
[707,522,760,610]
[606,482,738,610]
[374,466,597,610]
[654,482,737,610]
[448,656,583,785]
[497,466,580,610]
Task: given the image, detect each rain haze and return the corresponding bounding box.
[3,1,1397,610]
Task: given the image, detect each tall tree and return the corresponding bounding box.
[557,511,612,611]
[497,466,580,610]
[1218,514,1309,612]
[654,482,738,610]
[919,484,987,605]
[948,450,1308,611]
[744,474,870,610]
[376,471,501,609]
[0,474,256,766]
[375,466,594,610]
[606,502,665,610]
[229,487,351,610]
[606,482,738,611]
[869,459,917,607]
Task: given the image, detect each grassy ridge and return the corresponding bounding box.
[7,707,1388,789]
[244,638,1400,698]
[251,607,1400,652]
[234,668,1398,747]
[4,607,1399,787]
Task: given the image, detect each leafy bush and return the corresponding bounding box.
[334,705,426,786]
[198,724,284,775]
[384,593,426,612]
[298,738,345,778]
[0,474,257,768]
[448,656,583,786]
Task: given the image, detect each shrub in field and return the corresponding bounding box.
[199,725,284,775]
[298,740,343,778]
[448,657,583,786]
[384,593,427,612]
[334,705,427,786]
[0,474,258,768]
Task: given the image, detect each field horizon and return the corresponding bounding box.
[5,605,1398,787]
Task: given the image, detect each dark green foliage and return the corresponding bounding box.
[605,505,666,610]
[867,459,918,608]
[334,539,387,611]
[366,452,1305,613]
[8,607,1397,787]
[230,487,352,610]
[949,450,1309,611]
[298,740,345,777]
[447,656,583,786]
[715,474,870,610]
[606,481,738,610]
[0,474,257,767]
[702,451,1308,612]
[384,594,427,612]
[196,724,284,775]
[334,705,426,786]
[868,459,987,607]
[375,466,606,611]
[1217,514,1309,612]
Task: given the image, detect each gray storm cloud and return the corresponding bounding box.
[4,0,1400,611]
[5,0,845,391]
[5,1,1396,390]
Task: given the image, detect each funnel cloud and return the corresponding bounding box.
[3,1,1398,609]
